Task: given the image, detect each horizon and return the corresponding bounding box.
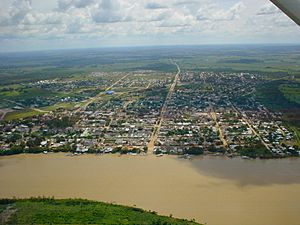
[1,42,300,54]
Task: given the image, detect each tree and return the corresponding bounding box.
[184,147,203,155]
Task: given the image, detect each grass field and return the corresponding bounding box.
[3,102,76,121]
[4,109,44,121]
[0,198,200,225]
[0,88,57,100]
[41,102,76,111]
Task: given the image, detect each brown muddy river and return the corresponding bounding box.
[1,154,300,225]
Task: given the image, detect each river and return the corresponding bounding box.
[1,153,300,225]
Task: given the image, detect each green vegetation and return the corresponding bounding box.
[287,125,300,147]
[3,103,76,121]
[184,147,204,155]
[110,146,142,154]
[0,204,7,213]
[0,198,200,225]
[4,109,44,121]
[167,129,190,136]
[41,102,76,111]
[237,144,273,159]
[45,116,78,129]
[0,49,176,86]
[0,87,57,102]
[255,80,300,111]
[175,45,300,78]
[0,145,74,156]
[279,83,300,105]
[255,78,300,141]
[134,62,176,72]
[2,45,300,86]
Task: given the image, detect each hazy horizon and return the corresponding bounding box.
[1,42,300,54]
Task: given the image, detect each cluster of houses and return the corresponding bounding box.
[0,70,299,158]
[154,71,299,157]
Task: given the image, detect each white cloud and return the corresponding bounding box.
[196,2,245,21]
[0,0,32,25]
[57,0,95,11]
[158,10,194,27]
[91,0,133,23]
[0,0,299,51]
[22,11,64,25]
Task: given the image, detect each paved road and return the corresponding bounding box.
[210,111,228,148]
[147,60,181,153]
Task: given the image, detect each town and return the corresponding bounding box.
[0,63,299,159]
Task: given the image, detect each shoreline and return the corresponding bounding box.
[1,151,300,161]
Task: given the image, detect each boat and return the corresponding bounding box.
[128,153,138,156]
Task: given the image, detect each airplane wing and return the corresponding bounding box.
[270,0,300,26]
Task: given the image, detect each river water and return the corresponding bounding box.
[1,154,300,225]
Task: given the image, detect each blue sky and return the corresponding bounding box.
[0,0,299,52]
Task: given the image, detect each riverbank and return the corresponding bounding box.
[0,198,200,225]
[1,148,300,160]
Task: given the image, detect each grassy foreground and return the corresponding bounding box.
[0,198,201,225]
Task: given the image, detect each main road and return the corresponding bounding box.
[147,60,181,153]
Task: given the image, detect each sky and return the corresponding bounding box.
[0,0,300,52]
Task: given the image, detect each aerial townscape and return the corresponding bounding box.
[0,57,299,159]
[1,0,300,224]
